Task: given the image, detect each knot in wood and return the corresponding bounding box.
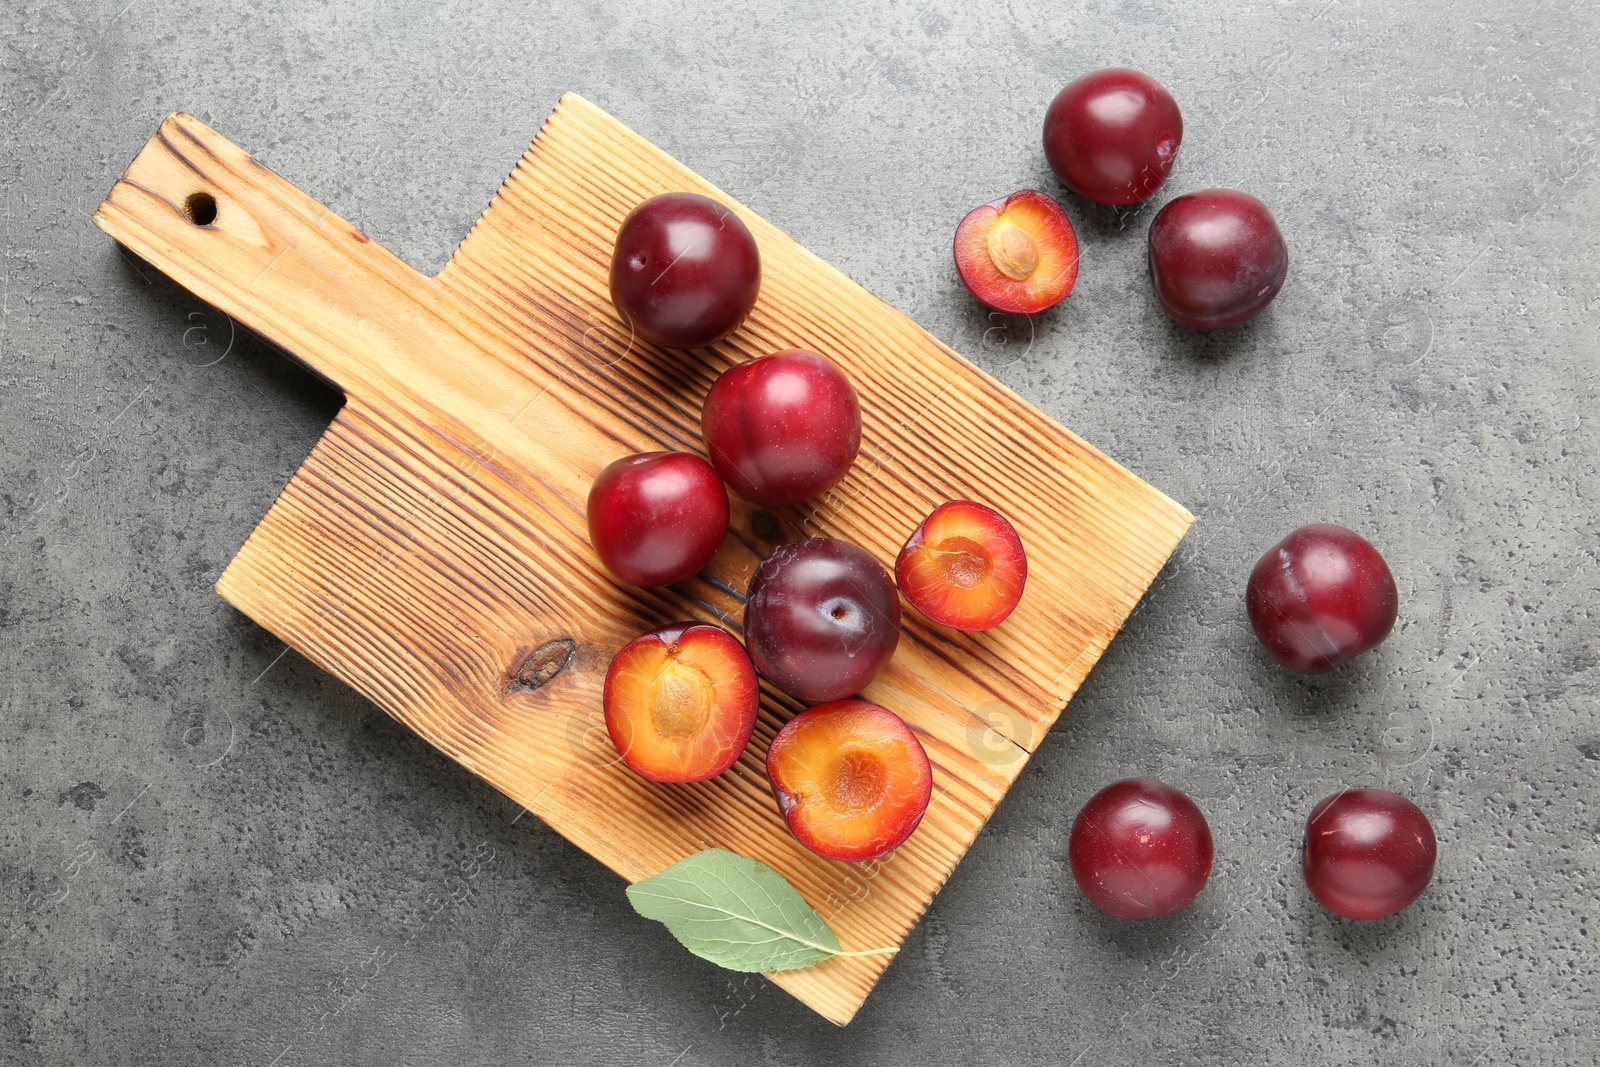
[509,638,576,693]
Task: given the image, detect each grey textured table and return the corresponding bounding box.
[3,1,1596,1063]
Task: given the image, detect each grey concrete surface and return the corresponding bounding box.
[2,1,1597,1063]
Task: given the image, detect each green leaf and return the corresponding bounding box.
[626,849,898,972]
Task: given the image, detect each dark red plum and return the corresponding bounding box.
[743,538,900,702]
[1043,68,1183,205]
[1147,189,1288,329]
[1069,777,1214,919]
[609,192,761,349]
[1246,523,1398,674]
[1302,788,1436,919]
[587,452,729,587]
[701,351,860,507]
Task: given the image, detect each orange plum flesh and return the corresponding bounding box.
[766,700,933,863]
[953,190,1079,314]
[896,500,1028,631]
[603,622,759,783]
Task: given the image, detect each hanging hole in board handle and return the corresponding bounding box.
[183,191,218,226]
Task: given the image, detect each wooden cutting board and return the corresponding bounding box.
[93,95,1191,1025]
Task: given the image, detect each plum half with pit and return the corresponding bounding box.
[587,451,729,587]
[766,699,932,862]
[743,538,901,702]
[1246,523,1398,674]
[609,192,761,349]
[604,622,758,783]
[700,350,861,507]
[953,190,1079,314]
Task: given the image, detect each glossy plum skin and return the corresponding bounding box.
[743,539,901,702]
[1043,68,1183,205]
[701,351,861,507]
[1147,189,1288,329]
[1068,778,1214,919]
[609,192,761,349]
[1247,524,1398,674]
[1302,789,1437,919]
[586,452,729,587]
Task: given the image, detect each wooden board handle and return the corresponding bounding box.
[95,114,376,392]
[93,112,525,411]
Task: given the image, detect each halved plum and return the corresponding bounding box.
[603,622,758,783]
[895,500,1027,631]
[953,190,1079,314]
[766,700,932,862]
